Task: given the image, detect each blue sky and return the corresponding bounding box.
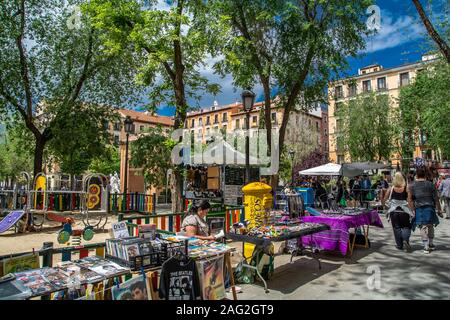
[155,0,446,116]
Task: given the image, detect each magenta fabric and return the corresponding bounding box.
[300,210,383,255]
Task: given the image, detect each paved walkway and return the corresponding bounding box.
[232,215,450,300]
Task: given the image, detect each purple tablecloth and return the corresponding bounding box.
[300,210,383,255]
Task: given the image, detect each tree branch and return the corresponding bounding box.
[69,27,95,103]
[412,0,450,63]
[16,0,33,120]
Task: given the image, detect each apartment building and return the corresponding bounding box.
[185,100,328,161]
[328,54,438,164]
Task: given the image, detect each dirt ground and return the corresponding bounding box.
[0,214,118,256]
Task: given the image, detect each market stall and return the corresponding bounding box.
[226,220,330,293]
[303,207,384,256]
[0,234,237,300]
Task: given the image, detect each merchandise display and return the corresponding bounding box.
[159,256,201,300]
[188,241,233,259]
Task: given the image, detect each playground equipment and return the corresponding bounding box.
[80,173,109,229]
[57,217,95,245]
[28,172,109,230]
[0,210,27,234]
[0,172,31,215]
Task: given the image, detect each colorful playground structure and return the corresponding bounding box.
[0,172,158,234]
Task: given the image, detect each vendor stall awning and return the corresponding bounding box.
[298,163,364,177]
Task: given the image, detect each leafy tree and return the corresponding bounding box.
[89,145,121,175]
[47,103,119,175]
[130,126,174,190]
[209,0,372,186]
[0,0,141,176]
[0,119,34,182]
[336,92,399,161]
[399,59,450,160]
[86,0,221,212]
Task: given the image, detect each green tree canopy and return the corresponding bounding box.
[0,0,142,176]
[130,126,174,189]
[399,59,450,160]
[336,92,399,161]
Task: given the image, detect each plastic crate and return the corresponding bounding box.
[105,252,160,271]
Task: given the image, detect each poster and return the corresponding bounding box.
[196,256,226,300]
[110,221,130,239]
[112,276,150,300]
[2,253,40,276]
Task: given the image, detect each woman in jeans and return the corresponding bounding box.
[383,172,414,251]
[408,168,444,254]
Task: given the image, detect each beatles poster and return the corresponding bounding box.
[196,256,225,300]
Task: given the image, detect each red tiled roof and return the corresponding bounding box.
[118,109,174,127]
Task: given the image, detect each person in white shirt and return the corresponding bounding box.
[438,174,450,219]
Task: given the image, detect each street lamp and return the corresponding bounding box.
[123,115,134,196]
[289,149,296,185]
[242,89,255,184]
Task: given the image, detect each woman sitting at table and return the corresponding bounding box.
[181,200,223,240]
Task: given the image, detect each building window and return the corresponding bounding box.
[235,119,240,129]
[114,135,120,146]
[214,114,218,124]
[199,118,203,126]
[252,116,257,123]
[114,122,121,131]
[348,84,357,97]
[316,122,319,131]
[222,113,227,122]
[325,142,328,152]
[191,119,195,127]
[362,80,371,92]
[337,155,344,164]
[206,116,210,125]
[271,112,277,124]
[335,86,343,99]
[400,72,410,87]
[325,129,328,136]
[377,77,387,91]
[140,125,145,132]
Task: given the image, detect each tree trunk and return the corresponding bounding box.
[33,135,46,177]
[412,0,450,63]
[171,170,184,214]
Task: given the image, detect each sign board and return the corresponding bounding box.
[2,254,40,276]
[110,221,130,239]
[224,185,243,206]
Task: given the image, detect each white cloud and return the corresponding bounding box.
[364,10,426,53]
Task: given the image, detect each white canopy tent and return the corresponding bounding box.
[298,163,364,177]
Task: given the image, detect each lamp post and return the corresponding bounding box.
[289,149,296,185]
[123,116,134,196]
[242,89,255,185]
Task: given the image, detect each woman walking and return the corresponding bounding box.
[383,172,414,252]
[408,168,444,254]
